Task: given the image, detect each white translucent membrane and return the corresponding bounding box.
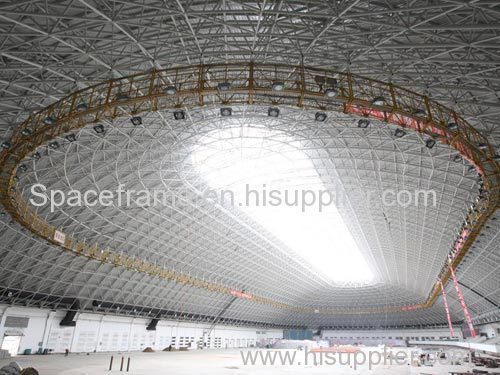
[191,125,374,284]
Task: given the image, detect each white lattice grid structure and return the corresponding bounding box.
[0,0,499,328]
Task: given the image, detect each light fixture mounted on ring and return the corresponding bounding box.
[0,62,498,315]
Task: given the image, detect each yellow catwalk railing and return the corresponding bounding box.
[0,63,498,315]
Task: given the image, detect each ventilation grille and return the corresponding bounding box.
[4,316,29,328]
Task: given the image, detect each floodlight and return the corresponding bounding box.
[371,96,387,106]
[412,108,427,117]
[425,139,436,149]
[116,92,129,100]
[394,128,406,138]
[218,82,231,91]
[174,110,186,120]
[268,107,280,117]
[272,81,285,91]
[43,116,55,125]
[131,116,142,126]
[315,112,327,122]
[220,107,232,116]
[358,119,370,128]
[164,86,177,95]
[324,88,337,97]
[94,124,105,134]
[76,103,88,111]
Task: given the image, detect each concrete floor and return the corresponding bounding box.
[0,348,481,375]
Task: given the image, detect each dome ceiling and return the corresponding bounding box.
[0,0,499,328]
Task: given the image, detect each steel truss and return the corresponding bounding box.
[0,63,498,319]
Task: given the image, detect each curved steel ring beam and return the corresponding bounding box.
[0,63,498,315]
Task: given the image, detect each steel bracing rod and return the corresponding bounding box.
[449,265,476,338]
[1,1,499,137]
[439,279,455,337]
[0,63,498,316]
[457,280,499,309]
[205,295,239,338]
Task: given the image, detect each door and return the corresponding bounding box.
[1,335,22,356]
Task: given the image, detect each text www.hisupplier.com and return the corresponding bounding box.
[239,349,467,370]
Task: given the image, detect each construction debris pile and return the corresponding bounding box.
[0,362,39,375]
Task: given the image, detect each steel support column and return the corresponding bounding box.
[449,265,476,338]
[439,279,455,337]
